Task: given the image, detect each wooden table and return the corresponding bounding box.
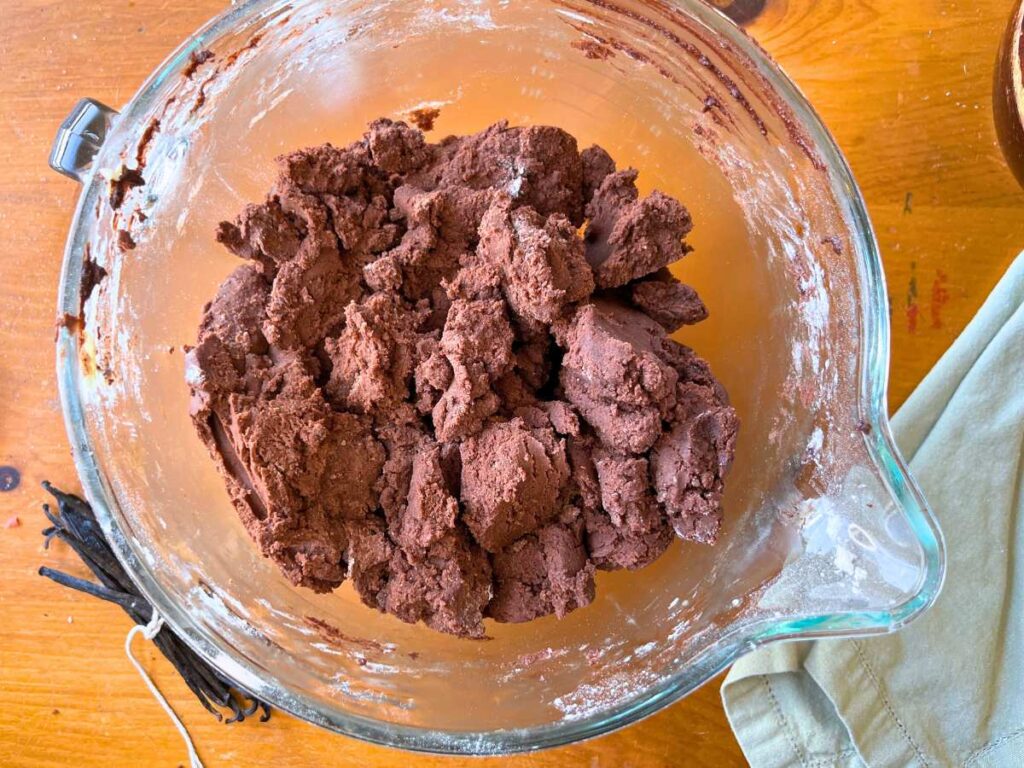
[1,1,1021,766]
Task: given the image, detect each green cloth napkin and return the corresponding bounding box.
[722,255,1024,768]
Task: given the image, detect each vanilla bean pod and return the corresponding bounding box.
[38,482,270,723]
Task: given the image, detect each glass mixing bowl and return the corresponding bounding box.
[51,0,945,755]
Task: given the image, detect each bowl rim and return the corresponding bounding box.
[54,0,946,755]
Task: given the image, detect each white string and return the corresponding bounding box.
[125,611,205,768]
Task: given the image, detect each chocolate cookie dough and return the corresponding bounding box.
[187,119,738,638]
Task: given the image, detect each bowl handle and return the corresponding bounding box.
[49,98,119,183]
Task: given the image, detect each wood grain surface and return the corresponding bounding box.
[1,1,1022,766]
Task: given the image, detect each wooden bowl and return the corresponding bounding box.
[995,0,1024,187]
